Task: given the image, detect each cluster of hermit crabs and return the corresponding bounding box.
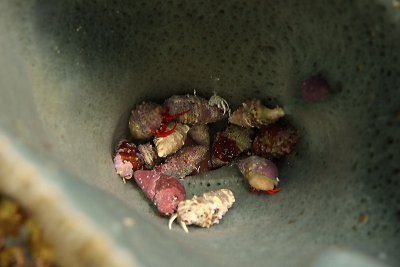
[113,74,331,232]
[112,89,304,232]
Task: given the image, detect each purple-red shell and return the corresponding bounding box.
[300,75,331,102]
[129,102,164,140]
[252,122,299,159]
[133,170,186,216]
[156,145,208,178]
[113,140,144,179]
[154,177,186,215]
[164,95,225,125]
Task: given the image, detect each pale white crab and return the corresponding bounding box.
[208,93,231,116]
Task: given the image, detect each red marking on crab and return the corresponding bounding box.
[153,109,190,138]
[162,109,190,123]
[250,186,282,195]
[155,123,177,138]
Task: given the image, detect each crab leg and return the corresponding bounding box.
[168,213,178,230]
[179,219,189,233]
[250,186,282,195]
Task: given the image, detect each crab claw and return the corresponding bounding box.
[250,186,282,195]
[264,187,282,195]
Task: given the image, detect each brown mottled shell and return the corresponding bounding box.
[229,99,285,128]
[157,145,208,178]
[154,123,190,157]
[211,125,253,167]
[188,125,210,147]
[170,189,235,232]
[252,122,299,159]
[129,102,164,140]
[138,142,157,169]
[164,94,225,125]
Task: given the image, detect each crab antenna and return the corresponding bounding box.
[168,213,178,230]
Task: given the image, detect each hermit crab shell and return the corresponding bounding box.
[211,125,253,167]
[133,170,186,216]
[129,101,163,140]
[229,99,285,128]
[157,145,208,179]
[113,140,144,180]
[252,122,299,159]
[164,94,226,125]
[177,196,214,228]
[138,142,157,169]
[178,189,235,228]
[169,189,235,232]
[188,125,210,147]
[154,123,190,158]
[238,156,278,191]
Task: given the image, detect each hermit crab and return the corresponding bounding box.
[188,125,210,147]
[169,189,235,233]
[156,145,209,179]
[129,102,164,140]
[229,99,285,128]
[134,170,186,216]
[238,156,281,195]
[252,122,299,159]
[163,94,227,125]
[113,140,144,182]
[154,123,190,157]
[211,125,253,167]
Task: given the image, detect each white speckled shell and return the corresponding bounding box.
[177,189,235,228]
[154,123,190,157]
